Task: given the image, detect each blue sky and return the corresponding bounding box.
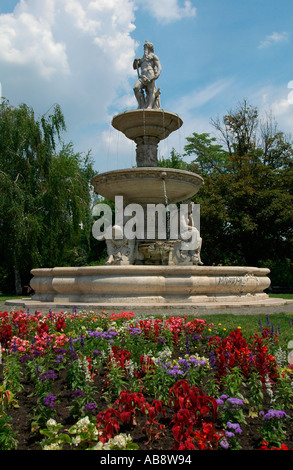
[0,0,292,173]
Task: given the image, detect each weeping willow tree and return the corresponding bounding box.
[0,100,94,294]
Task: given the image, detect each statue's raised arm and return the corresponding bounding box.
[133,40,161,109]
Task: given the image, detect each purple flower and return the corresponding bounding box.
[262,409,288,420]
[88,329,119,340]
[192,334,201,340]
[56,354,64,364]
[209,352,216,368]
[39,370,58,382]
[128,327,141,336]
[226,397,244,406]
[219,437,229,449]
[219,394,228,400]
[44,394,56,408]
[69,337,75,352]
[227,421,242,434]
[83,402,97,414]
[216,398,224,406]
[20,355,31,363]
[32,350,42,357]
[178,359,189,371]
[71,389,85,399]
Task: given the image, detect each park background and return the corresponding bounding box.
[0,0,292,296]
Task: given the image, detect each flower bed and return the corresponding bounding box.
[1,309,293,450]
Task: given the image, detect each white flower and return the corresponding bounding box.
[46,418,58,427]
[72,436,82,446]
[92,442,104,450]
[43,443,62,450]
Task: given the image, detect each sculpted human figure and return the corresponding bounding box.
[133,40,162,109]
[170,202,203,265]
[104,225,136,265]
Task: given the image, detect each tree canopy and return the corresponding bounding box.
[159,100,293,288]
[0,100,95,294]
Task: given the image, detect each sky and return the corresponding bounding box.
[0,0,292,174]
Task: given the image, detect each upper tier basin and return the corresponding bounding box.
[112,109,183,142]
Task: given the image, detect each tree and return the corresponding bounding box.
[184,132,230,175]
[211,99,259,162]
[0,100,94,294]
[171,100,293,287]
[158,148,190,170]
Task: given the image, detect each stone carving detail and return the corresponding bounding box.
[170,201,203,266]
[172,239,203,266]
[138,241,176,265]
[104,225,136,265]
[133,40,161,109]
[136,136,160,167]
[137,238,203,266]
[218,274,260,286]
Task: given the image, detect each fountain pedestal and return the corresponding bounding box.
[112,109,183,167]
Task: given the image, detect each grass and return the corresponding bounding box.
[0,294,22,302]
[269,293,293,299]
[192,312,293,347]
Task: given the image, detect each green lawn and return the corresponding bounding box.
[194,312,293,346]
[0,294,22,301]
[269,293,293,299]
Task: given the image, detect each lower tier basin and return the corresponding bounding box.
[29,265,271,305]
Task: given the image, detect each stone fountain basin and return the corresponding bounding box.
[29,265,272,305]
[91,167,204,204]
[112,109,183,141]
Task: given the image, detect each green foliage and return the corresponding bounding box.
[247,371,264,415]
[184,132,230,175]
[0,99,95,293]
[0,414,18,450]
[161,100,293,285]
[158,148,190,170]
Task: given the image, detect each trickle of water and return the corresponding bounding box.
[162,176,168,206]
[162,175,170,240]
[143,109,146,137]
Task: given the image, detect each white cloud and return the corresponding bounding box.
[170,79,233,117]
[137,0,196,23]
[0,0,137,127]
[0,0,200,173]
[250,83,293,137]
[258,31,289,49]
[0,1,69,78]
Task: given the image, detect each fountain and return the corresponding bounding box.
[8,40,289,311]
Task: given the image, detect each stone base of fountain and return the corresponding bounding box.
[7,264,290,310]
